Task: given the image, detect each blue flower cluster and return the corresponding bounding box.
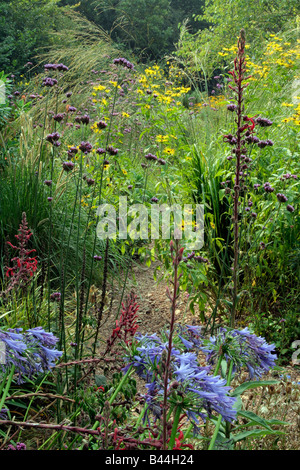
[200,327,277,379]
[124,331,237,428]
[0,327,62,384]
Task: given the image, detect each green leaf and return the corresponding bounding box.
[232,428,285,443]
[232,380,278,397]
[237,410,273,431]
[95,375,107,387]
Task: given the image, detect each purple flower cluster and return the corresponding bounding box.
[276,193,288,203]
[67,146,78,159]
[145,153,158,161]
[227,103,237,112]
[200,327,277,379]
[62,161,75,172]
[7,442,27,451]
[52,113,65,122]
[42,77,58,87]
[45,132,61,146]
[263,182,274,193]
[257,139,274,148]
[79,141,93,154]
[106,145,118,156]
[113,58,134,70]
[44,63,69,72]
[0,327,62,384]
[125,332,237,426]
[255,117,273,127]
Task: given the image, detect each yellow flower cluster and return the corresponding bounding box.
[137,65,190,107]
[282,100,300,126]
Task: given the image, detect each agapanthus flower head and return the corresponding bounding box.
[125,331,237,426]
[0,326,62,384]
[200,327,277,380]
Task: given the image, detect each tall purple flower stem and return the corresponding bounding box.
[162,240,184,449]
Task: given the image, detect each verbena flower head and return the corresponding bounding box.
[42,77,58,87]
[113,58,134,70]
[62,161,75,172]
[79,141,93,154]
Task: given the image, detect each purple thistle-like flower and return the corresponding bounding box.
[227,103,237,112]
[96,120,107,129]
[106,145,118,156]
[79,141,93,154]
[145,153,158,161]
[263,182,274,193]
[50,292,61,302]
[53,113,65,122]
[46,132,60,144]
[151,197,159,203]
[276,193,288,203]
[44,180,52,186]
[286,204,295,212]
[113,58,134,70]
[255,116,273,127]
[96,147,106,155]
[67,106,77,113]
[42,77,58,87]
[94,255,102,261]
[62,161,75,172]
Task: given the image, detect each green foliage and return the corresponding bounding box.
[0,0,74,73]
[175,0,300,79]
